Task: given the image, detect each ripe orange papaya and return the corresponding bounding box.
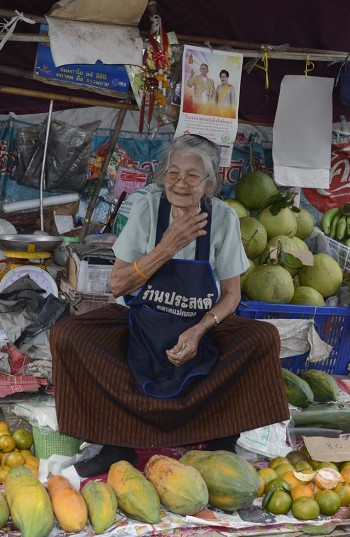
[47,475,88,533]
[107,460,160,523]
[180,450,260,511]
[5,466,54,537]
[144,454,208,515]
[82,480,117,534]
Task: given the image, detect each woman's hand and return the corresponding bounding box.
[166,325,204,367]
[160,207,208,253]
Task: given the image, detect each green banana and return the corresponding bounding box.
[336,215,347,241]
[330,213,341,239]
[321,207,341,236]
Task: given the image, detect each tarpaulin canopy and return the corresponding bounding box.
[0,0,350,121]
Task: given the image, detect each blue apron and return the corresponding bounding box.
[125,195,219,398]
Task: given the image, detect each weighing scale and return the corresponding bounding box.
[0,234,62,298]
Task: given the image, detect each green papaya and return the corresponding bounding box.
[282,368,314,408]
[299,369,339,402]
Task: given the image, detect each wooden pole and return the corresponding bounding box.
[80,108,127,240]
[0,85,139,111]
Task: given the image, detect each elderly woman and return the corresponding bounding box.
[50,135,289,477]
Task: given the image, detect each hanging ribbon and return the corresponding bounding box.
[0,10,36,52]
[255,49,270,90]
[139,28,171,131]
[304,54,315,78]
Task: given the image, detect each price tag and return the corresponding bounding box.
[303,436,350,462]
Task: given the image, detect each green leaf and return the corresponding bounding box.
[282,252,304,269]
[276,243,304,269]
[301,524,337,535]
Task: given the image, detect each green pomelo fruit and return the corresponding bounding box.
[259,235,300,276]
[224,198,248,218]
[298,253,343,298]
[235,171,279,210]
[244,265,294,303]
[290,286,325,306]
[291,236,309,252]
[240,259,255,291]
[240,216,268,259]
[295,208,315,239]
[293,275,300,289]
[258,207,297,239]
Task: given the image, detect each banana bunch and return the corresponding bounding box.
[321,203,350,242]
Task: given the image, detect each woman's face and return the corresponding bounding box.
[165,151,210,209]
[220,72,228,83]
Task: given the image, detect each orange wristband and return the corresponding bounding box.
[133,260,150,280]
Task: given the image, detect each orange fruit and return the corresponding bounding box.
[315,468,342,490]
[281,471,303,489]
[334,482,350,506]
[263,490,292,515]
[257,476,265,497]
[0,465,9,483]
[268,456,290,469]
[258,467,278,485]
[339,461,350,472]
[0,435,16,453]
[293,469,317,483]
[315,489,341,516]
[3,451,25,468]
[23,463,38,477]
[341,466,350,484]
[291,496,320,520]
[24,455,39,468]
[12,429,33,450]
[265,477,291,494]
[274,463,295,477]
[294,460,313,471]
[291,483,315,501]
[316,462,339,471]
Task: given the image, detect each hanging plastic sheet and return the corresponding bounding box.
[11,119,100,193]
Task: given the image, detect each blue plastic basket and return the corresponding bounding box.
[236,301,350,375]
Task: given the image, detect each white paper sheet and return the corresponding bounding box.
[46,16,143,67]
[273,75,334,187]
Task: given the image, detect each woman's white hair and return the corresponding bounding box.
[155,134,222,197]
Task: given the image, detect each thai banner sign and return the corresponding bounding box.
[34,25,130,95]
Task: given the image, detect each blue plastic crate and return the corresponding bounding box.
[236,301,350,375]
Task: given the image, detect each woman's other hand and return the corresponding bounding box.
[166,325,204,367]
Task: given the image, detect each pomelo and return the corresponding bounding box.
[291,236,309,252]
[235,171,279,210]
[295,208,315,239]
[223,198,248,218]
[298,253,343,298]
[244,265,294,303]
[259,235,301,275]
[239,216,267,259]
[290,286,325,306]
[258,207,297,239]
[240,259,255,291]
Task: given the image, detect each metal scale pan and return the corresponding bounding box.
[0,234,63,253]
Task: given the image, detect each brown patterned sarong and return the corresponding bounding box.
[50,305,289,448]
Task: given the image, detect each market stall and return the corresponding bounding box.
[0,1,350,536]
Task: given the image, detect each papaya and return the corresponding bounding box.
[180,450,260,511]
[82,481,117,534]
[47,475,88,533]
[0,493,9,529]
[107,460,160,523]
[299,369,339,402]
[5,466,54,537]
[282,368,314,407]
[144,455,208,515]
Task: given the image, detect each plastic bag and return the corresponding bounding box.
[12,119,100,193]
